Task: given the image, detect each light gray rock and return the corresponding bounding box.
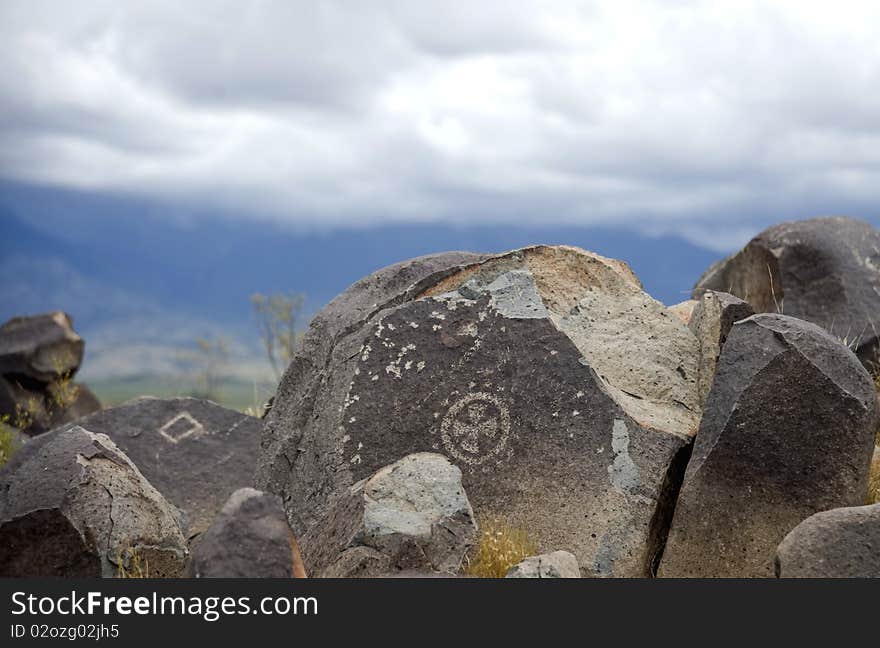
[0,425,187,577]
[258,246,701,577]
[505,551,581,578]
[775,503,880,578]
[693,216,880,369]
[659,314,878,578]
[61,397,261,537]
[304,453,477,576]
[689,290,754,407]
[187,488,305,578]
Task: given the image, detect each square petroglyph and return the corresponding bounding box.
[158,412,204,444]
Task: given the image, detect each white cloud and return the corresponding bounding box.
[2,0,880,250]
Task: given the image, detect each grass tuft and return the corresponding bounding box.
[464,517,538,578]
[0,423,21,469]
[117,546,149,578]
[868,450,880,505]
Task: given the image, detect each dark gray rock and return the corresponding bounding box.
[258,246,701,576]
[0,312,83,382]
[505,551,581,578]
[62,397,261,537]
[775,503,880,577]
[187,488,305,578]
[693,217,880,369]
[659,314,878,577]
[689,290,754,407]
[0,425,187,577]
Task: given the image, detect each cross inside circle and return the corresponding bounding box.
[440,392,511,466]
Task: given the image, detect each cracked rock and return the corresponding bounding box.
[60,397,262,538]
[658,314,878,577]
[306,453,477,576]
[693,216,880,369]
[0,425,187,577]
[257,246,701,576]
[775,503,880,578]
[187,488,306,578]
[505,551,581,578]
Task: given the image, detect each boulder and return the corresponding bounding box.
[693,217,880,369]
[61,397,262,538]
[667,300,696,325]
[658,314,878,577]
[0,425,187,577]
[0,312,83,382]
[187,488,306,578]
[0,313,100,436]
[305,453,478,577]
[775,503,880,578]
[258,246,701,577]
[505,551,581,578]
[689,290,754,407]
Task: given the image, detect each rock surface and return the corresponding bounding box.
[187,488,305,578]
[0,425,187,577]
[505,550,581,578]
[258,246,701,577]
[775,504,880,578]
[659,314,878,577]
[0,312,84,382]
[304,453,477,576]
[693,217,880,368]
[689,290,754,407]
[62,397,261,537]
[0,313,100,436]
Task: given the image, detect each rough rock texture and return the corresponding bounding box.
[775,504,880,578]
[505,551,581,578]
[689,290,754,407]
[304,453,477,577]
[0,426,187,577]
[667,300,696,326]
[693,217,880,369]
[187,488,305,578]
[659,314,878,578]
[62,397,261,537]
[258,246,701,577]
[0,313,100,436]
[0,312,84,382]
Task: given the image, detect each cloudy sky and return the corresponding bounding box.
[2,0,880,249]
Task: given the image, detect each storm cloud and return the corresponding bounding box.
[2,0,880,250]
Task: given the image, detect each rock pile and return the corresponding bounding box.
[258,246,701,577]
[0,312,100,435]
[62,397,262,537]
[694,217,880,369]
[0,425,187,577]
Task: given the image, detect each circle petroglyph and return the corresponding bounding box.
[440,392,511,466]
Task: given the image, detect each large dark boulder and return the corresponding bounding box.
[0,313,100,436]
[775,503,880,577]
[0,426,187,577]
[258,246,702,576]
[187,488,305,578]
[693,217,880,369]
[658,314,878,577]
[62,397,261,537]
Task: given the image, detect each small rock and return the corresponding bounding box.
[62,397,261,537]
[505,551,581,578]
[689,290,754,407]
[659,314,878,577]
[187,488,306,578]
[302,453,478,576]
[0,425,187,577]
[775,503,880,577]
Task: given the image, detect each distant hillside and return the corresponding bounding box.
[1,180,722,391]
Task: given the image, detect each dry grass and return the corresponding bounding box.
[868,451,880,505]
[0,422,21,469]
[464,517,538,578]
[117,546,149,578]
